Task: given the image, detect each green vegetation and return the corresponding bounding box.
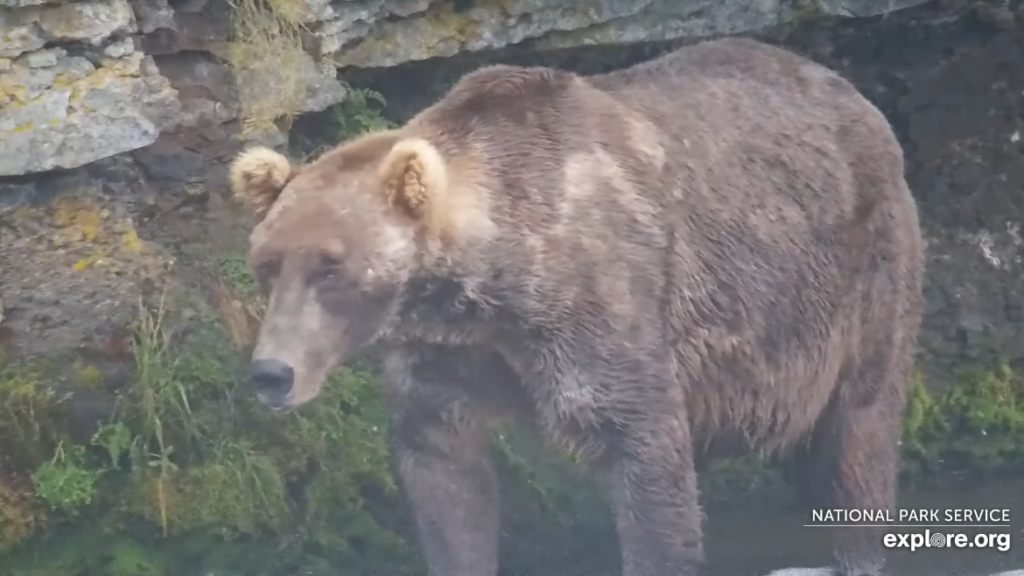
[0,292,419,575]
[901,364,1024,481]
[291,86,398,163]
[0,92,416,575]
[31,442,101,515]
[328,87,397,141]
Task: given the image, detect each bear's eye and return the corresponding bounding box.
[309,253,344,285]
[318,253,343,269]
[309,268,338,284]
[255,258,281,291]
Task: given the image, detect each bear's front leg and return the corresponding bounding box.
[393,422,498,576]
[605,409,704,576]
[384,349,503,576]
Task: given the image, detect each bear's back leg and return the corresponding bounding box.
[796,314,917,576]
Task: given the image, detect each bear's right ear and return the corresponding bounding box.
[229,146,295,221]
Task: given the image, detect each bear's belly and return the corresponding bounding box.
[684,344,844,458]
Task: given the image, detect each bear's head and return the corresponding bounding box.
[229,130,495,411]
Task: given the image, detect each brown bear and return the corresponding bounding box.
[229,37,923,576]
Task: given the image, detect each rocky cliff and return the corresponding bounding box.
[2,0,931,177]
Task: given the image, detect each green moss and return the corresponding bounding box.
[75,364,104,390]
[0,362,67,550]
[700,455,787,505]
[0,361,71,468]
[901,363,1024,482]
[125,449,288,537]
[0,284,417,574]
[107,540,165,576]
[0,93,409,571]
[494,430,577,524]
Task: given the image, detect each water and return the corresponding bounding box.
[702,477,1024,576]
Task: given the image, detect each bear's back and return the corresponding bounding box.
[404,38,921,406]
[593,39,922,449]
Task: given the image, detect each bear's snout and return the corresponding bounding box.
[250,358,295,409]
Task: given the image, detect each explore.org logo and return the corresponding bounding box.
[881,529,1012,553]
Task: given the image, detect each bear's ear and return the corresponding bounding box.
[230,146,295,221]
[376,137,494,247]
[376,138,449,223]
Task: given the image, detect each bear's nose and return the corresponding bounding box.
[250,358,294,400]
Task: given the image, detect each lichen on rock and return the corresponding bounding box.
[0,0,135,59]
[313,0,933,69]
[0,165,175,361]
[1,52,181,175]
[0,0,182,175]
[0,0,344,175]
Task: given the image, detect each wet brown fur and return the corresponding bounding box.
[233,37,924,576]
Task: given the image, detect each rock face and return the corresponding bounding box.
[308,0,928,68]
[779,2,1024,387]
[0,0,180,175]
[0,0,346,176]
[0,0,935,177]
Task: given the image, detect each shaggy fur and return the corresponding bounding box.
[232,37,924,576]
[229,146,294,221]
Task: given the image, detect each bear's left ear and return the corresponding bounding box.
[229,146,295,222]
[377,138,449,221]
[376,137,494,247]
